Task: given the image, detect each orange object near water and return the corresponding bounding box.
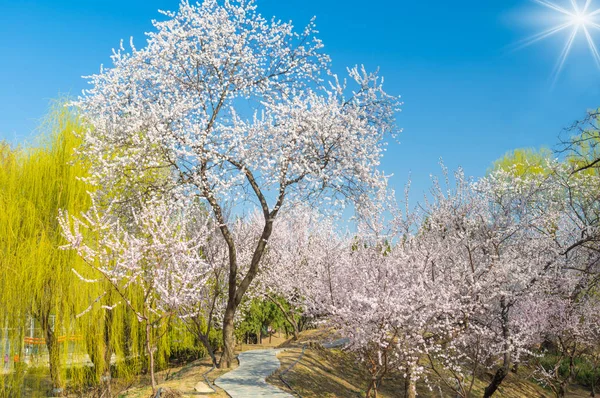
[23,335,82,345]
[24,337,45,345]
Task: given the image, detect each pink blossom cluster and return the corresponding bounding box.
[259,164,600,396]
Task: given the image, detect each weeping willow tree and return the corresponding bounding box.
[1,104,202,396]
[0,104,92,395]
[0,105,136,396]
[489,147,554,176]
[0,141,28,396]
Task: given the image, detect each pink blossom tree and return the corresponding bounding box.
[257,206,347,340]
[59,196,213,391]
[312,165,581,397]
[73,0,400,367]
[519,291,600,398]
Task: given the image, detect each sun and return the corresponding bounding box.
[573,11,590,25]
[517,0,600,83]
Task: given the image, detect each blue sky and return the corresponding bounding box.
[2,0,600,201]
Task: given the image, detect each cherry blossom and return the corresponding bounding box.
[73,0,400,366]
[59,195,213,391]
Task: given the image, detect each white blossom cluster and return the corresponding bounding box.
[74,0,399,218]
[59,196,213,320]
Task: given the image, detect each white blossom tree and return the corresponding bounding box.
[308,166,582,397]
[74,0,400,367]
[59,196,213,391]
[519,291,600,398]
[257,205,346,339]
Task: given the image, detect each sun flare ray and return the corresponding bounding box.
[520,0,600,81]
[533,0,575,15]
[552,26,579,84]
[583,25,600,66]
[511,22,573,51]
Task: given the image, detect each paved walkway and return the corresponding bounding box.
[215,349,293,397]
[322,337,349,349]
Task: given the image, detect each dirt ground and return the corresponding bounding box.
[117,356,231,398]
[119,332,290,398]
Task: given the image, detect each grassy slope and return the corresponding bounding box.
[267,330,592,398]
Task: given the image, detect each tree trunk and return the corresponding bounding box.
[558,382,567,398]
[483,367,508,398]
[220,306,236,369]
[405,365,417,398]
[102,310,113,396]
[40,312,64,395]
[212,195,276,369]
[197,332,218,368]
[558,355,576,398]
[258,327,262,345]
[145,321,157,393]
[590,362,597,397]
[406,381,416,398]
[484,298,511,398]
[366,378,378,398]
[265,294,299,341]
[45,328,63,395]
